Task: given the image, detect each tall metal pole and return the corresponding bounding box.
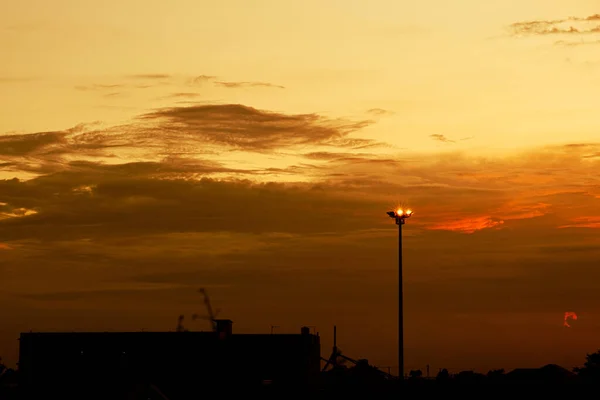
[386,208,412,381]
[398,221,404,381]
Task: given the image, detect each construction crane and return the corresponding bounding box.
[191,288,220,332]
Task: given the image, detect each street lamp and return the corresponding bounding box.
[387,208,413,380]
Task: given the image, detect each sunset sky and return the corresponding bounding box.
[2,0,600,373]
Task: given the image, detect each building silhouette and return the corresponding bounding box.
[18,320,320,399]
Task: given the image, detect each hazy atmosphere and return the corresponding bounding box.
[2,0,600,373]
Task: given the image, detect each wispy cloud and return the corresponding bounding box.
[366,108,394,116]
[559,216,600,229]
[103,92,125,98]
[137,104,377,152]
[509,14,600,44]
[186,75,284,89]
[554,39,600,46]
[190,75,218,84]
[126,74,172,80]
[0,103,381,181]
[214,81,285,89]
[430,134,455,143]
[165,92,201,99]
[75,84,125,91]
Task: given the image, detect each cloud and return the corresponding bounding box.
[430,134,455,143]
[0,123,98,158]
[0,131,66,156]
[559,216,600,229]
[137,104,377,152]
[555,39,600,46]
[509,14,600,43]
[0,104,380,179]
[190,75,218,84]
[214,81,285,89]
[366,108,395,117]
[74,84,125,91]
[165,92,201,99]
[186,75,284,89]
[103,92,125,98]
[428,216,504,234]
[1,139,598,244]
[302,151,378,161]
[126,74,171,80]
[75,74,176,93]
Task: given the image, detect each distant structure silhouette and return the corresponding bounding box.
[18,321,321,399]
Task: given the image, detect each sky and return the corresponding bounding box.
[1,0,600,373]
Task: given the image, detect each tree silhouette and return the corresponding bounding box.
[487,368,505,381]
[408,369,422,379]
[574,350,600,381]
[436,368,450,382]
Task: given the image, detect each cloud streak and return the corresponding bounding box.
[366,108,395,117]
[509,14,600,44]
[214,81,285,89]
[187,74,284,90]
[554,39,600,46]
[430,134,455,143]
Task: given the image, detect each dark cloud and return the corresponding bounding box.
[430,134,455,143]
[1,141,598,246]
[0,169,381,243]
[0,104,380,178]
[0,123,95,158]
[0,132,66,156]
[214,81,285,89]
[137,104,377,151]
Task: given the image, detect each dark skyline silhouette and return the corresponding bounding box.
[6,333,600,399]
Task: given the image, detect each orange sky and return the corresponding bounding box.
[1,0,600,373]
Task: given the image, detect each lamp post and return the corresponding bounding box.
[387,208,413,380]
